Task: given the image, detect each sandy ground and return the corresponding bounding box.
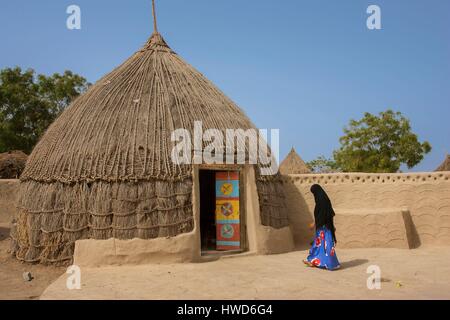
[41,246,450,300]
[1,219,449,300]
[0,224,65,300]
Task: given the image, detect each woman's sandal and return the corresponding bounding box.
[303,259,314,267]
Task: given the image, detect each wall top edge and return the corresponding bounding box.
[283,171,450,184]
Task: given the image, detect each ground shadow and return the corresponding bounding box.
[402,210,421,249]
[338,258,369,270]
[0,227,10,241]
[293,242,313,251]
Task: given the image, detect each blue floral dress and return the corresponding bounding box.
[306,226,340,270]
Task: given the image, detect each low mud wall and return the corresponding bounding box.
[0,179,19,224]
[283,172,450,249]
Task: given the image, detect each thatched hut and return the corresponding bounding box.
[0,150,27,179]
[435,154,450,172]
[279,148,311,175]
[11,3,293,265]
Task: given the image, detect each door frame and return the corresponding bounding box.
[197,164,248,254]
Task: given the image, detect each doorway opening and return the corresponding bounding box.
[199,169,245,255]
[199,170,216,251]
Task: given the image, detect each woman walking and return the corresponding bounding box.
[303,184,340,270]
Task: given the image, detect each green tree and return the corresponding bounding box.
[307,156,339,173]
[333,110,431,173]
[0,67,89,153]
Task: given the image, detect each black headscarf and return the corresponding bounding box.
[311,184,337,243]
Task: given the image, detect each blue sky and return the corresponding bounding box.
[1,0,449,171]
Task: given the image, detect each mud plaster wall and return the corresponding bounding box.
[283,172,450,249]
[0,179,19,224]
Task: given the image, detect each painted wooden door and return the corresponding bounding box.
[215,171,240,250]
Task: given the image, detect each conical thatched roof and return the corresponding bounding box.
[279,148,311,175]
[12,26,288,263]
[435,154,450,172]
[21,33,257,182]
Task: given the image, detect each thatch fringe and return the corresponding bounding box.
[11,178,194,264]
[255,169,289,229]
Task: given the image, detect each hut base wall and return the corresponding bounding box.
[244,166,295,255]
[73,232,199,267]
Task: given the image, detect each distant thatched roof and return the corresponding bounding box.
[435,154,450,172]
[279,148,311,174]
[0,150,27,179]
